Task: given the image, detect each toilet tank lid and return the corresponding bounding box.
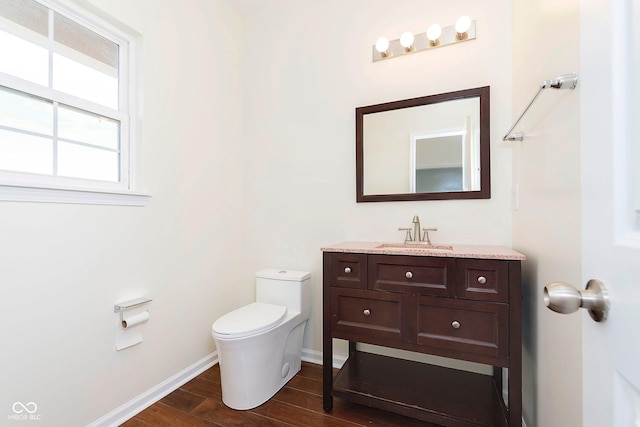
[256,268,311,281]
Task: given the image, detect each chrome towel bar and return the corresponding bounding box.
[503,73,578,141]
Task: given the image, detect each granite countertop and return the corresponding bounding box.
[321,241,526,261]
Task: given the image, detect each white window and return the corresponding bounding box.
[0,0,147,205]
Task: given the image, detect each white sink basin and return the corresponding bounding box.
[376,243,453,251]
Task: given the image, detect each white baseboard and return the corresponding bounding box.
[87,352,218,427]
[302,347,346,368]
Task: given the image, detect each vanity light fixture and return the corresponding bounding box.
[375,36,390,57]
[455,15,472,39]
[426,24,442,46]
[400,31,415,52]
[372,16,476,62]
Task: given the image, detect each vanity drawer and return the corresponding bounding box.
[331,288,404,345]
[456,259,509,302]
[416,296,508,362]
[368,255,456,297]
[327,253,368,289]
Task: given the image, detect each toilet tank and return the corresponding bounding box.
[256,269,311,316]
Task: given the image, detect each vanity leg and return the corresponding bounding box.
[323,338,333,412]
[349,340,356,356]
[493,366,503,394]
[509,261,523,426]
[323,252,333,412]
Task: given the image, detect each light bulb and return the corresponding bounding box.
[455,15,471,35]
[375,37,389,53]
[400,31,414,49]
[426,24,442,44]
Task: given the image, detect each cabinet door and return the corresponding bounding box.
[368,255,456,297]
[330,288,405,345]
[456,259,509,302]
[415,296,509,363]
[327,253,368,289]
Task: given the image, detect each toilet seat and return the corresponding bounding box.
[212,302,287,339]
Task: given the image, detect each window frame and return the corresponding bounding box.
[0,0,148,205]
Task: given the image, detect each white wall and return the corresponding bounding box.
[236,0,513,360]
[511,1,583,426]
[0,1,246,425]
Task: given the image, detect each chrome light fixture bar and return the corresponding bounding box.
[503,73,579,141]
[373,16,476,62]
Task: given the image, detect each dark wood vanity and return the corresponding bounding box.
[322,242,525,426]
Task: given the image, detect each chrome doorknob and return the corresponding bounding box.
[544,279,609,322]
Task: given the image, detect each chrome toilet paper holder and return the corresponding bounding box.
[114,298,152,323]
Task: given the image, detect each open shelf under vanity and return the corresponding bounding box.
[333,351,507,426]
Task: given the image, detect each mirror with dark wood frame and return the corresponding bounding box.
[356,86,490,202]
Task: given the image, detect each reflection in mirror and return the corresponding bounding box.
[356,87,490,202]
[411,129,475,193]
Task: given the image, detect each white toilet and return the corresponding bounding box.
[211,268,311,410]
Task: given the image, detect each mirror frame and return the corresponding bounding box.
[356,86,490,202]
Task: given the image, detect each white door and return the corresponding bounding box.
[580,0,640,426]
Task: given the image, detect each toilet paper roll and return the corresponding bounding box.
[122,310,149,329]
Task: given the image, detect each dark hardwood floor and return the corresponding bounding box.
[120,361,440,426]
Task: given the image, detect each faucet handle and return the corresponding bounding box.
[398,227,413,243]
[422,227,437,244]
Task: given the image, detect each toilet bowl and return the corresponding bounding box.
[211,268,311,410]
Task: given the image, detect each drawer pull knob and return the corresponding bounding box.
[405,271,413,279]
[477,276,487,284]
[344,267,352,274]
[363,309,371,316]
[451,320,461,329]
